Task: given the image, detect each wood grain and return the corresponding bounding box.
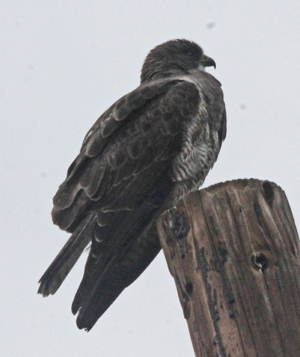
[157,179,300,357]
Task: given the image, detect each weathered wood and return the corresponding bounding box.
[157,179,300,357]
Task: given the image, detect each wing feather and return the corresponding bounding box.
[68,81,201,329]
[41,79,205,331]
[52,79,181,231]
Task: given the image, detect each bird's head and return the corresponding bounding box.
[140,39,216,83]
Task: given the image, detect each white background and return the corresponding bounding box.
[1,1,300,356]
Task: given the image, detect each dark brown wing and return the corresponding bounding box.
[72,81,201,330]
[38,79,201,331]
[52,79,181,231]
[38,79,181,297]
[38,79,182,297]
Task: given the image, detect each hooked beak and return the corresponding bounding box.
[200,55,216,69]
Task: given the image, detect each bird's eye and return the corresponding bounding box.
[183,50,197,60]
[184,50,194,56]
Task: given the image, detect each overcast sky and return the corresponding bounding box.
[1,1,300,356]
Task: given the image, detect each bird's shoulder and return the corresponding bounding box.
[66,78,201,180]
[52,78,201,231]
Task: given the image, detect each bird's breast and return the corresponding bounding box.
[171,82,222,187]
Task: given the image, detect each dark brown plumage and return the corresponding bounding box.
[38,39,226,331]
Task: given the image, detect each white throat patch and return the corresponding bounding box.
[198,64,206,71]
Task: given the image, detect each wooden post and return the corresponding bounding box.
[157,179,300,357]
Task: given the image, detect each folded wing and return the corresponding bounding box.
[39,79,202,330]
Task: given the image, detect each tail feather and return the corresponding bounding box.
[71,171,174,330]
[72,203,166,330]
[38,215,96,296]
[76,224,161,331]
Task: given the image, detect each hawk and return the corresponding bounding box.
[38,39,226,331]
